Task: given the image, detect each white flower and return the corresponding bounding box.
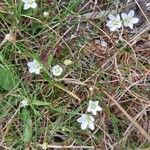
[146,3,150,10]
[51,65,63,77]
[27,59,42,74]
[43,11,49,17]
[121,10,139,29]
[63,59,73,66]
[87,100,102,115]
[20,99,28,107]
[94,39,107,48]
[106,14,122,31]
[22,0,37,10]
[89,87,94,91]
[100,40,108,48]
[77,114,95,130]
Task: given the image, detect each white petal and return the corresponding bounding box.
[24,3,30,10]
[123,21,128,27]
[77,117,84,123]
[128,23,133,29]
[110,25,118,31]
[128,10,135,18]
[33,59,38,64]
[89,115,95,122]
[121,13,127,20]
[87,106,93,113]
[117,22,122,28]
[131,17,139,24]
[87,107,91,113]
[95,101,99,105]
[29,68,35,73]
[108,14,115,20]
[77,114,86,123]
[89,122,95,130]
[97,105,102,111]
[81,122,88,130]
[116,14,121,20]
[106,20,113,27]
[27,62,33,67]
[88,100,94,107]
[35,69,40,74]
[92,110,97,115]
[31,2,37,9]
[89,100,93,104]
[146,3,150,7]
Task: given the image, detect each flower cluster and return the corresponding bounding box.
[77,100,102,130]
[22,0,37,10]
[27,59,63,76]
[106,10,139,31]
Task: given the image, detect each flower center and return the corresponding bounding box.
[85,115,91,123]
[113,20,120,25]
[34,63,40,69]
[29,0,34,4]
[91,103,96,109]
[123,16,132,24]
[54,68,60,73]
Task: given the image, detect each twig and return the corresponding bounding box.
[134,0,150,24]
[101,89,150,141]
[38,144,95,149]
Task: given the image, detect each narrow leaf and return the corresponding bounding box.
[32,100,50,106]
[21,109,32,143]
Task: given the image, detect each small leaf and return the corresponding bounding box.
[21,109,32,143]
[22,8,34,16]
[0,67,19,90]
[47,54,53,66]
[0,53,6,64]
[32,100,50,106]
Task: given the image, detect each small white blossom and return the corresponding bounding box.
[43,11,49,17]
[63,59,73,66]
[89,87,94,91]
[94,39,107,48]
[20,99,28,107]
[77,114,95,130]
[22,0,37,10]
[121,10,139,29]
[87,100,102,115]
[5,33,15,41]
[27,59,42,74]
[146,3,150,10]
[100,40,107,48]
[41,142,48,149]
[106,14,122,31]
[51,65,63,77]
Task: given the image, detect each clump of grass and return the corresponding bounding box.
[0,0,150,149]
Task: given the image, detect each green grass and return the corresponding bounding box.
[0,0,150,149]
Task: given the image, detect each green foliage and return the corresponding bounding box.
[0,67,19,91]
[21,109,32,144]
[31,99,50,106]
[1,0,149,149]
[110,114,121,141]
